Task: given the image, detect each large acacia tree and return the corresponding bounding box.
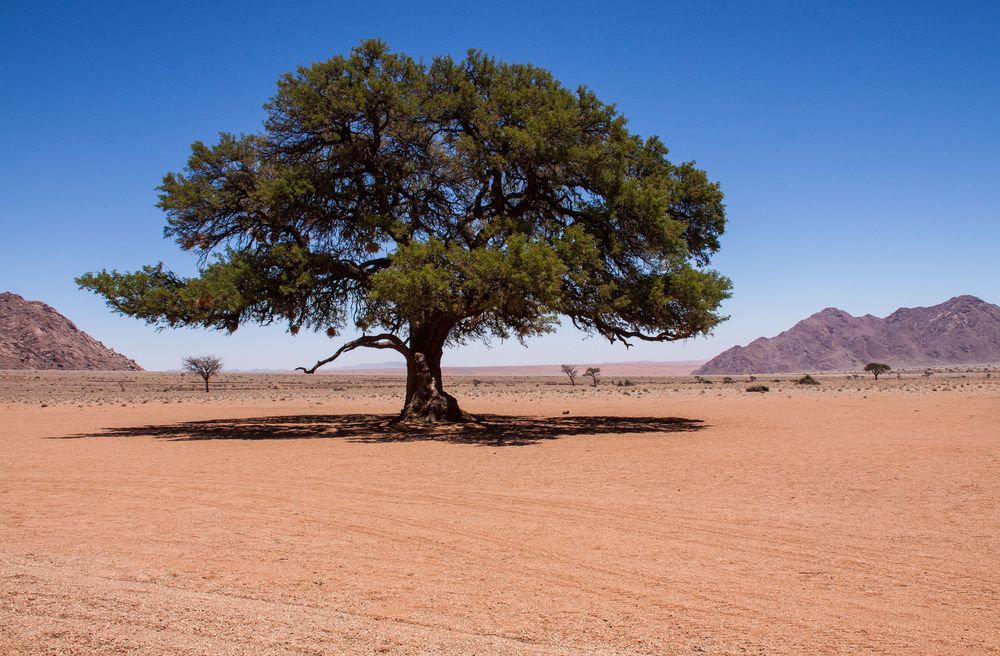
[79,40,731,422]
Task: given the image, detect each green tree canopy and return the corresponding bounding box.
[864,362,892,380]
[78,39,731,421]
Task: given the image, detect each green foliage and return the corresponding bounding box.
[796,374,820,385]
[78,39,730,358]
[864,363,892,379]
[746,384,770,393]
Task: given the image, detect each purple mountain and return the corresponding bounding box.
[695,296,1000,374]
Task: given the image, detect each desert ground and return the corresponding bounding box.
[1,369,998,655]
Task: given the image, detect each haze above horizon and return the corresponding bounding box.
[2,1,997,370]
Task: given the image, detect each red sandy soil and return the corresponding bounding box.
[1,373,998,654]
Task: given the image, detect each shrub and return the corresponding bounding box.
[746,384,770,393]
[722,376,734,384]
[796,374,820,385]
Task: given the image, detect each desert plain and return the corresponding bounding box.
[1,369,998,655]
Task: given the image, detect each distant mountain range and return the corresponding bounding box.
[0,292,142,371]
[10,288,995,377]
[333,360,406,370]
[323,360,704,377]
[695,295,1000,375]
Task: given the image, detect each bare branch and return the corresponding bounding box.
[295,333,410,374]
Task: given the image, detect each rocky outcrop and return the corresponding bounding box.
[0,292,142,370]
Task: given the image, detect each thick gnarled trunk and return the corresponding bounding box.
[399,352,466,422]
[399,320,469,423]
[296,319,469,423]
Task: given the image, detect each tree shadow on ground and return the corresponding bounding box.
[57,414,705,447]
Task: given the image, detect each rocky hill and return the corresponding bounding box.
[0,292,142,370]
[695,295,1000,374]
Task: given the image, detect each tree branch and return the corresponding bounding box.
[295,333,411,374]
[584,315,683,348]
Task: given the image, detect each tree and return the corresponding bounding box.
[584,367,601,387]
[77,40,731,422]
[864,362,891,380]
[561,364,579,386]
[183,355,223,392]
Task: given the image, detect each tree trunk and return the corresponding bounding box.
[399,321,470,423]
[204,377,210,393]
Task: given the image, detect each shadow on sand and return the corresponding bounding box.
[57,414,705,447]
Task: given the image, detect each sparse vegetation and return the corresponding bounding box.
[182,355,223,392]
[6,365,992,408]
[746,384,770,393]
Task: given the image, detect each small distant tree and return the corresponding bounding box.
[183,355,223,392]
[864,362,891,380]
[561,364,578,386]
[584,367,601,387]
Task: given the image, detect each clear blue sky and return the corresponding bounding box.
[2,1,998,370]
